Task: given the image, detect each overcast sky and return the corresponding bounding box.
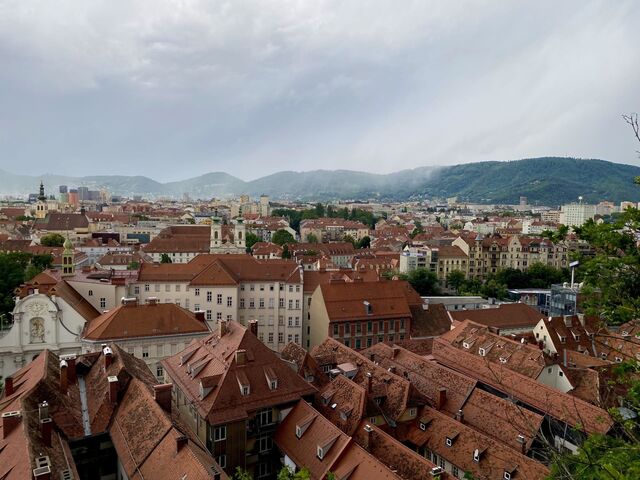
[0,0,638,182]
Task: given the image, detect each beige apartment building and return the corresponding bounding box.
[300,218,370,243]
[129,254,305,351]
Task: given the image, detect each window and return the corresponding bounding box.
[206,310,212,321]
[175,284,181,292]
[409,408,417,416]
[133,286,140,295]
[100,298,106,309]
[157,344,163,356]
[257,408,273,426]
[194,288,200,297]
[288,334,293,343]
[144,284,150,292]
[227,296,232,307]
[258,462,270,478]
[279,298,285,308]
[259,298,265,308]
[216,312,222,321]
[88,290,93,296]
[240,298,245,308]
[217,294,222,305]
[194,304,200,311]
[212,426,226,441]
[288,300,293,309]
[289,285,293,293]
[241,385,250,396]
[259,435,272,453]
[452,466,459,478]
[295,300,300,309]
[155,284,160,292]
[295,334,300,344]
[269,298,274,309]
[165,284,170,292]
[439,457,446,469]
[249,299,255,309]
[268,332,274,343]
[142,346,149,358]
[278,332,284,343]
[250,284,255,291]
[206,291,212,302]
[504,472,511,480]
[156,365,163,377]
[317,446,325,459]
[216,455,226,469]
[227,315,232,322]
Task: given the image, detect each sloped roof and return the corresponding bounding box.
[162,322,316,425]
[50,280,101,321]
[449,303,545,330]
[83,303,210,341]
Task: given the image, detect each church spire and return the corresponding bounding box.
[38,181,46,202]
[61,233,75,277]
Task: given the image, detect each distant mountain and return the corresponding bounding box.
[1,157,639,205]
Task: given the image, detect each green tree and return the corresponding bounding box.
[343,234,356,246]
[282,244,292,259]
[245,232,261,251]
[446,270,466,293]
[272,229,296,246]
[160,253,172,264]
[306,233,319,244]
[0,252,33,319]
[40,233,65,247]
[314,202,325,217]
[406,268,440,295]
[356,236,371,249]
[277,466,311,480]
[479,279,507,299]
[233,467,252,480]
[127,261,140,270]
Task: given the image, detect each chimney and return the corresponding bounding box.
[59,360,68,394]
[455,409,464,423]
[40,417,53,447]
[577,313,585,327]
[392,346,400,358]
[219,320,228,337]
[362,424,373,450]
[62,355,77,385]
[249,319,258,336]
[108,376,119,404]
[436,388,447,410]
[517,434,526,455]
[176,435,188,453]
[194,311,205,322]
[1,411,21,439]
[4,376,13,396]
[365,372,373,393]
[236,349,246,365]
[39,401,49,421]
[104,346,114,369]
[153,383,172,413]
[563,315,572,327]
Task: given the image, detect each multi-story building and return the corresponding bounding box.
[81,299,211,380]
[300,218,369,243]
[559,202,596,227]
[308,280,420,349]
[131,254,305,351]
[162,321,316,478]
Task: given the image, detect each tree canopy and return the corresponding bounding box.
[40,233,65,247]
[272,229,296,246]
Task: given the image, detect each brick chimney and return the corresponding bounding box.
[365,372,373,393]
[40,417,53,447]
[436,388,447,410]
[1,411,21,439]
[455,409,464,423]
[219,320,228,337]
[392,346,400,358]
[176,435,188,453]
[62,355,77,385]
[362,424,373,450]
[108,376,119,404]
[4,376,13,396]
[249,319,258,336]
[59,360,68,394]
[153,384,172,413]
[104,346,114,369]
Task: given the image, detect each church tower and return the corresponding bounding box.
[61,236,75,277]
[235,219,246,250]
[210,217,222,253]
[35,181,48,219]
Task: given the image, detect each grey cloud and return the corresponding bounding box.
[0,0,638,181]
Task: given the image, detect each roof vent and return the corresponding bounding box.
[60,469,74,480]
[430,467,443,476]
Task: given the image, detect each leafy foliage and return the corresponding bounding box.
[245,232,261,251]
[40,233,65,247]
[573,208,640,325]
[0,252,52,320]
[395,268,440,295]
[272,230,296,246]
[356,235,371,249]
[160,253,172,263]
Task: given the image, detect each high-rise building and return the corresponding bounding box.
[559,201,596,227]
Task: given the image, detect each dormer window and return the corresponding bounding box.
[478,348,486,357]
[446,438,453,447]
[504,472,511,480]
[559,336,566,344]
[241,385,250,396]
[419,421,426,431]
[270,379,278,390]
[317,445,325,460]
[462,342,470,349]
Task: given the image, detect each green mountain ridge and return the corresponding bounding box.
[1,157,638,205]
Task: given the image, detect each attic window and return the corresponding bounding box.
[445,433,459,447]
[462,342,471,349]
[499,357,508,364]
[270,379,278,390]
[478,348,486,357]
[241,385,250,396]
[317,445,325,460]
[615,357,623,363]
[473,448,484,463]
[559,336,566,344]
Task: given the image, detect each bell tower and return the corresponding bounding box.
[35,181,48,219]
[210,217,222,253]
[61,236,75,277]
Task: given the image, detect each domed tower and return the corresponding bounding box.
[61,236,75,277]
[210,217,222,253]
[235,219,246,250]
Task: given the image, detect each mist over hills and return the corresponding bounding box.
[2,157,639,205]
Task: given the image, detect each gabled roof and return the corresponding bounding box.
[315,375,367,436]
[49,280,101,321]
[162,322,316,425]
[83,303,210,341]
[34,213,89,230]
[431,338,613,435]
[449,303,545,330]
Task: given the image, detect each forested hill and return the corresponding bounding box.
[1,157,639,205]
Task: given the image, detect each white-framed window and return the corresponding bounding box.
[227,296,232,307]
[216,312,222,321]
[241,385,250,396]
[206,291,212,302]
[278,332,284,343]
[133,286,140,295]
[144,284,150,292]
[212,425,226,442]
[259,435,272,453]
[259,298,265,308]
[156,365,163,378]
[206,310,212,320]
[217,294,222,305]
[216,455,226,469]
[88,290,93,296]
[194,288,200,296]
[100,298,106,309]
[142,346,149,358]
[279,298,285,308]
[249,299,255,309]
[257,408,273,426]
[165,284,170,292]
